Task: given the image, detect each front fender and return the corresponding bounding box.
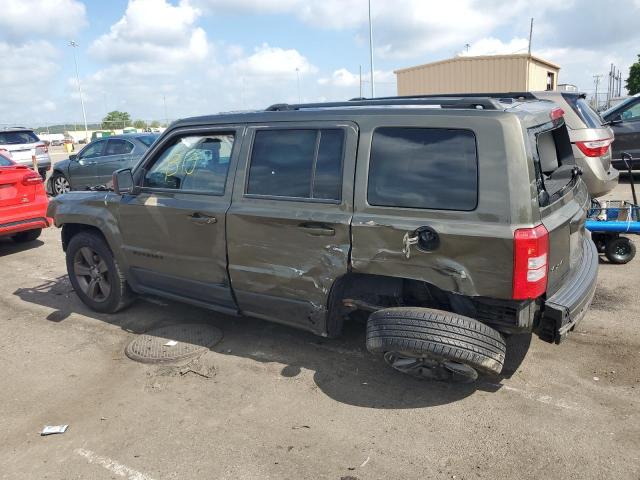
[48,191,128,268]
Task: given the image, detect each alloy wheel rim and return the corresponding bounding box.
[73,247,111,302]
[54,176,70,194]
[383,351,478,383]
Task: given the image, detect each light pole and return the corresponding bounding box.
[69,41,89,142]
[368,0,375,98]
[296,68,301,103]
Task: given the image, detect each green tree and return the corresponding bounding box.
[132,119,148,129]
[626,54,640,95]
[150,120,161,128]
[102,111,132,129]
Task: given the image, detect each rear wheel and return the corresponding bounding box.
[66,231,135,313]
[605,237,636,264]
[11,229,42,243]
[51,173,70,196]
[366,307,506,382]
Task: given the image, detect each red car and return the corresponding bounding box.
[0,150,51,243]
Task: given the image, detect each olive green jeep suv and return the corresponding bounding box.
[48,97,598,382]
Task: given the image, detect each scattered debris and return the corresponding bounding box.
[41,425,68,436]
[292,425,310,430]
[593,376,600,381]
[360,456,370,468]
[164,340,178,347]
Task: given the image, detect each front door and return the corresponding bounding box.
[95,138,135,185]
[610,99,640,162]
[69,139,106,190]
[226,122,357,333]
[117,126,243,310]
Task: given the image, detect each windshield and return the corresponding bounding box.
[602,96,638,118]
[137,135,159,147]
[0,131,40,145]
[562,94,603,128]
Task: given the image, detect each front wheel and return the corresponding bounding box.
[66,231,135,313]
[51,173,71,196]
[605,237,636,264]
[366,307,506,382]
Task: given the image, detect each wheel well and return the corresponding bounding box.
[61,224,107,252]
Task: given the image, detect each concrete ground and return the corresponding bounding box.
[0,175,638,480]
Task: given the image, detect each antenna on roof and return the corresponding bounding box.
[528,18,534,55]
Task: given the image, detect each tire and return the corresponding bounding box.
[605,237,636,264]
[366,307,506,380]
[50,173,71,196]
[11,229,42,243]
[66,231,135,313]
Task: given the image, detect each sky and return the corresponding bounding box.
[1,0,639,126]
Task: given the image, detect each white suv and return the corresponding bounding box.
[0,128,51,179]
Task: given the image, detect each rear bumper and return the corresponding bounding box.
[0,217,50,237]
[541,236,598,343]
[0,194,51,237]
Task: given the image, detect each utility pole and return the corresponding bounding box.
[359,65,363,98]
[296,68,301,103]
[593,74,603,110]
[368,0,375,98]
[528,18,534,55]
[69,41,89,142]
[163,95,168,127]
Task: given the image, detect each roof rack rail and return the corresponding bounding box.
[356,92,538,102]
[266,97,503,111]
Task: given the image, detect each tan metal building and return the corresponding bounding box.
[395,54,560,95]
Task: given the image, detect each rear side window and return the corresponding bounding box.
[562,94,603,128]
[247,129,344,201]
[0,131,40,145]
[105,139,134,155]
[368,127,478,211]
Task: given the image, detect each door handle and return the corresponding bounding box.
[298,222,335,236]
[189,213,217,225]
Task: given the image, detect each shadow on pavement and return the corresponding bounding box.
[14,275,531,409]
[0,237,45,257]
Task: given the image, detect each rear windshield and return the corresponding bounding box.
[0,154,13,167]
[137,135,159,147]
[530,122,577,205]
[562,94,603,128]
[0,130,40,145]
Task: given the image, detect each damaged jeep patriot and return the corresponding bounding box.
[48,96,598,382]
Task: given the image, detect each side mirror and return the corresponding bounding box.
[112,168,138,195]
[607,114,623,125]
[69,154,78,161]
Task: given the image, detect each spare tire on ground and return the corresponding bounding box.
[366,307,506,382]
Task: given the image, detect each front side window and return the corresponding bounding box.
[368,127,478,211]
[247,128,344,201]
[80,140,106,159]
[105,139,134,156]
[621,101,640,122]
[143,133,234,194]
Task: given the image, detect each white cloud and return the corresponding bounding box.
[318,68,395,88]
[230,43,317,78]
[459,38,529,57]
[90,0,208,63]
[0,0,87,40]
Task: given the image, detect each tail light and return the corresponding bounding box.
[35,143,48,154]
[22,171,43,186]
[512,224,549,300]
[575,138,612,157]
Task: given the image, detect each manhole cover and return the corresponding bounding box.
[125,324,223,364]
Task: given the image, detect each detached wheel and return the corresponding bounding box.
[12,229,42,243]
[366,307,506,382]
[51,173,70,196]
[605,237,636,264]
[66,231,134,313]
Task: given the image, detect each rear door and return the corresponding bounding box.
[226,122,356,332]
[117,126,242,310]
[96,138,135,185]
[68,139,106,189]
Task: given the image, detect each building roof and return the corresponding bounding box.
[394,53,561,74]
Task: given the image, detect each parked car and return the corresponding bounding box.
[48,97,597,382]
[0,127,51,180]
[0,151,50,243]
[385,92,618,197]
[602,93,640,169]
[48,133,159,195]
